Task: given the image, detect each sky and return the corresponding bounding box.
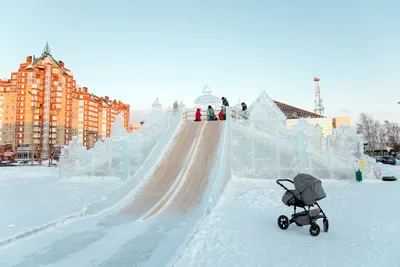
[0,0,399,124]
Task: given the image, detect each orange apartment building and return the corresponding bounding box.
[0,43,130,159]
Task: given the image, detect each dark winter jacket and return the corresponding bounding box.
[222,99,229,107]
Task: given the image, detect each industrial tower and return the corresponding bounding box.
[313,77,325,116]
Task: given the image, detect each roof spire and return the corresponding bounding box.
[42,41,52,56]
[202,85,212,95]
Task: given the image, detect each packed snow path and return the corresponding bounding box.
[174,178,400,267]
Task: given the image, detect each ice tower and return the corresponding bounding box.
[179,101,186,109]
[151,97,163,115]
[194,85,220,109]
[246,91,287,134]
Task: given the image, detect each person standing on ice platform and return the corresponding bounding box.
[241,102,248,120]
[218,105,225,120]
[172,100,179,114]
[221,97,229,120]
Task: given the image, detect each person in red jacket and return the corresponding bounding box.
[218,107,224,120]
[194,108,201,121]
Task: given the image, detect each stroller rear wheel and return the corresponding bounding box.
[309,223,320,236]
[323,218,329,232]
[277,215,289,230]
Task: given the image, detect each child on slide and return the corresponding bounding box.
[207,105,217,121]
[194,108,201,121]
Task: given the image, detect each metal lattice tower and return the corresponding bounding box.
[313,77,325,115]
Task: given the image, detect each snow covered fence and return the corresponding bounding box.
[231,117,374,180]
[59,111,181,180]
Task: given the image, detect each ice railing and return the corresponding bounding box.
[230,107,375,179]
[58,110,182,180]
[182,108,222,122]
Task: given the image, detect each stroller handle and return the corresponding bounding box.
[276,179,294,190]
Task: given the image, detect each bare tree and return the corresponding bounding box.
[383,120,400,147]
[376,121,387,154]
[357,114,400,155]
[357,113,377,153]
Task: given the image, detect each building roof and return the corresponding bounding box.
[273,100,324,119]
[25,42,67,74]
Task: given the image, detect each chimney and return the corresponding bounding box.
[83,87,88,93]
[105,96,109,101]
[59,60,64,68]
[26,56,32,63]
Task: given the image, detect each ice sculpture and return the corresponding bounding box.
[59,102,182,180]
[247,91,286,121]
[110,114,127,137]
[231,91,374,180]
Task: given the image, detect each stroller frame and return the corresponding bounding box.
[276,179,329,236]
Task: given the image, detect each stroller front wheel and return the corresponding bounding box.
[309,223,320,236]
[277,215,289,230]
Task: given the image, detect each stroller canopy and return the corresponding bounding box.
[294,174,326,205]
[282,174,327,206]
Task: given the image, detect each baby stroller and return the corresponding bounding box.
[276,174,329,237]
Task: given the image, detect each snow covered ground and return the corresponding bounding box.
[0,166,121,241]
[0,163,399,266]
[174,177,400,267]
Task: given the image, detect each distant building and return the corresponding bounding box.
[244,92,351,137]
[275,101,351,136]
[130,124,141,131]
[332,116,351,129]
[0,43,130,159]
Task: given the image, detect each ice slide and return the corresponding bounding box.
[121,121,223,218]
[0,119,232,267]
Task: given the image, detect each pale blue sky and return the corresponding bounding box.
[1,0,399,124]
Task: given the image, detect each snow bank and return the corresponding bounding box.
[0,173,120,242]
[0,166,57,180]
[84,112,183,216]
[174,177,400,267]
